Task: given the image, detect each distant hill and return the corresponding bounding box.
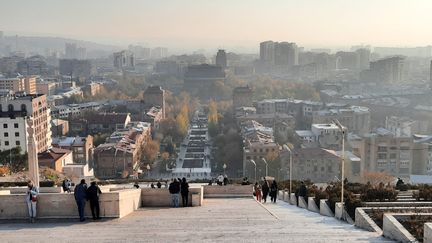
[0,35,121,58]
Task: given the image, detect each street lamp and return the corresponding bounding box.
[261,158,268,177]
[333,119,345,205]
[223,163,227,175]
[249,159,257,182]
[283,144,293,194]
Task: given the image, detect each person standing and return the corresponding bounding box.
[168,178,181,207]
[217,174,224,186]
[87,181,102,220]
[180,177,190,207]
[156,180,162,188]
[270,180,278,203]
[26,180,39,223]
[223,175,228,186]
[253,182,262,202]
[74,179,88,222]
[261,180,269,203]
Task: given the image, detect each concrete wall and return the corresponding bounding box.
[298,196,307,209]
[290,193,297,205]
[0,189,141,219]
[354,208,382,234]
[1,187,63,194]
[283,191,290,202]
[320,199,334,217]
[308,197,319,213]
[424,223,432,243]
[141,187,203,207]
[382,214,417,243]
[203,185,252,198]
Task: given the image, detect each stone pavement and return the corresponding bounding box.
[0,198,394,242]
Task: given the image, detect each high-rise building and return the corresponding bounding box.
[151,47,168,59]
[355,48,371,71]
[274,42,298,67]
[215,49,227,69]
[59,59,92,78]
[430,60,432,89]
[17,55,48,76]
[369,56,405,83]
[0,92,51,153]
[260,41,275,65]
[113,50,135,70]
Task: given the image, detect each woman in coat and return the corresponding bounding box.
[269,180,278,203]
[26,180,39,223]
[253,182,262,202]
[261,180,269,203]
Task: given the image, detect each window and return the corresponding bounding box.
[3,124,7,128]
[4,132,8,137]
[8,104,13,112]
[5,141,9,146]
[389,153,397,159]
[15,132,19,137]
[14,123,18,128]
[378,153,387,160]
[16,141,20,146]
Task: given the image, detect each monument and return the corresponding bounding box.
[27,118,40,186]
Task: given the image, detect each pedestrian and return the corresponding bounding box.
[261,180,269,203]
[66,179,72,193]
[87,181,102,220]
[133,181,140,189]
[26,180,39,223]
[223,175,228,186]
[62,179,68,193]
[168,178,181,207]
[270,180,278,203]
[253,182,262,202]
[217,174,224,186]
[151,182,155,188]
[156,180,162,188]
[298,181,308,205]
[74,179,88,222]
[180,177,189,207]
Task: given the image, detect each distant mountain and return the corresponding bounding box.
[0,35,121,58]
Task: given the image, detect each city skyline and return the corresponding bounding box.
[1,0,432,51]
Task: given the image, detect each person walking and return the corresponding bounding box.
[168,178,181,207]
[26,180,39,223]
[298,181,308,202]
[270,180,278,203]
[74,179,88,222]
[261,180,269,203]
[156,180,162,188]
[253,182,262,202]
[223,175,228,186]
[180,177,189,207]
[87,181,102,220]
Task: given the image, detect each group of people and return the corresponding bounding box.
[168,178,189,207]
[134,180,164,189]
[25,179,102,223]
[253,179,279,203]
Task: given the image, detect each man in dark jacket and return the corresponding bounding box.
[74,179,88,222]
[87,181,102,220]
[298,181,308,206]
[261,180,269,203]
[180,177,189,207]
[168,178,181,207]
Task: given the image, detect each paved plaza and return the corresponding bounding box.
[0,198,393,242]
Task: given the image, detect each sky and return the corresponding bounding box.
[1,0,431,52]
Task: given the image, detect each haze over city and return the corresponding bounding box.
[1,0,432,52]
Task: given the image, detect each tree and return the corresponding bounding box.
[0,147,28,173]
[362,172,395,186]
[142,140,160,164]
[175,104,189,138]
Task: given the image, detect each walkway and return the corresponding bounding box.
[0,198,393,242]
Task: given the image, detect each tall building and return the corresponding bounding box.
[355,48,371,71]
[64,43,77,59]
[17,55,48,76]
[0,92,51,153]
[59,59,92,78]
[113,50,135,70]
[274,42,298,67]
[151,47,168,59]
[260,41,275,65]
[183,64,226,97]
[0,75,36,94]
[143,85,166,118]
[430,60,432,89]
[369,56,405,83]
[215,49,227,69]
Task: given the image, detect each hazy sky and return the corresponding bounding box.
[1,0,431,51]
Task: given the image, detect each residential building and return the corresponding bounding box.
[68,112,131,136]
[295,123,345,150]
[385,116,421,137]
[281,148,341,183]
[312,106,370,135]
[412,135,432,175]
[183,64,226,96]
[51,119,69,137]
[59,59,92,78]
[0,75,36,94]
[113,50,135,70]
[143,85,165,118]
[0,92,51,153]
[52,135,94,165]
[50,102,102,119]
[38,147,73,172]
[362,56,405,83]
[94,122,151,179]
[16,55,48,76]
[36,81,57,96]
[151,47,168,59]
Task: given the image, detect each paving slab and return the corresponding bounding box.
[0,198,394,242]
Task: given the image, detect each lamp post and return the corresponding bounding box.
[333,119,345,205]
[223,163,227,176]
[283,144,293,194]
[249,159,257,182]
[261,158,268,177]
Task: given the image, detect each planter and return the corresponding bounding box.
[290,193,297,205]
[283,191,290,202]
[383,214,417,243]
[298,196,307,209]
[355,208,382,234]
